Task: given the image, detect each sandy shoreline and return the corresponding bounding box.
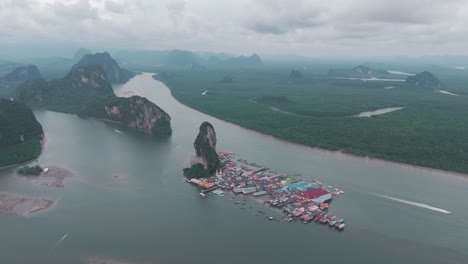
[17,165,73,188]
[0,192,55,216]
[160,80,468,179]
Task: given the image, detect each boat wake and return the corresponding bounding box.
[372,193,451,214]
[51,233,69,252]
[114,129,124,134]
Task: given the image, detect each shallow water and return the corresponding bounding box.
[0,73,467,263]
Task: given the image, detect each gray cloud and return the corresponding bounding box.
[0,0,466,57]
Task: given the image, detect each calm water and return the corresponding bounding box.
[0,73,467,263]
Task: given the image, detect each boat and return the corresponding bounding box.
[199,193,206,198]
[269,216,274,220]
[43,168,49,174]
[337,223,345,230]
[329,220,337,227]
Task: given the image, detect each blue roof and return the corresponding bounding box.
[312,193,333,203]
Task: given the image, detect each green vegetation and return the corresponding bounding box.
[156,67,468,174]
[17,164,43,175]
[16,65,172,135]
[0,139,42,167]
[183,163,210,179]
[0,98,43,167]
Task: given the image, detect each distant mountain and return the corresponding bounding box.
[73,48,92,61]
[114,49,263,69]
[16,65,172,135]
[327,65,389,78]
[406,71,443,89]
[1,65,41,82]
[72,52,135,84]
[289,70,303,79]
[225,53,263,67]
[0,98,44,166]
[163,50,199,68]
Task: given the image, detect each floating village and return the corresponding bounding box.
[186,152,346,231]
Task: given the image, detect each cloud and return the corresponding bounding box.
[0,0,466,57]
[52,0,100,21]
[104,0,126,14]
[244,0,325,34]
[166,0,186,25]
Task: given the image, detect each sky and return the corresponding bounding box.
[0,0,467,58]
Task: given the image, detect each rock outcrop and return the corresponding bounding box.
[2,65,41,82]
[0,98,44,166]
[72,52,135,84]
[183,122,221,178]
[327,65,389,78]
[406,71,443,89]
[16,65,172,135]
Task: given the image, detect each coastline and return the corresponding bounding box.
[157,78,468,179]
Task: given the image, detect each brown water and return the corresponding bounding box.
[0,73,466,263]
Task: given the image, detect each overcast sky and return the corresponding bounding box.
[1,0,467,57]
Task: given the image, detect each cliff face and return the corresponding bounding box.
[183,122,221,178]
[194,122,220,173]
[103,96,172,135]
[72,52,135,84]
[2,65,41,82]
[406,71,443,89]
[16,65,172,135]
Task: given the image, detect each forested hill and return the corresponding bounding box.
[73,52,135,84]
[16,65,172,135]
[0,98,44,166]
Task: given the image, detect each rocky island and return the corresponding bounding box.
[15,65,172,135]
[406,71,443,89]
[327,65,389,78]
[1,65,41,82]
[0,98,44,167]
[183,122,221,178]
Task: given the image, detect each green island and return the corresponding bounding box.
[17,164,43,175]
[0,98,44,167]
[156,66,468,174]
[15,61,172,136]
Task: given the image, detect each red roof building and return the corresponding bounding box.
[297,188,329,199]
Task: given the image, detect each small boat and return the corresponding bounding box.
[199,193,206,198]
[43,168,49,174]
[269,216,274,220]
[337,223,345,230]
[329,220,337,227]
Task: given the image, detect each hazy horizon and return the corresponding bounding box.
[0,0,467,59]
